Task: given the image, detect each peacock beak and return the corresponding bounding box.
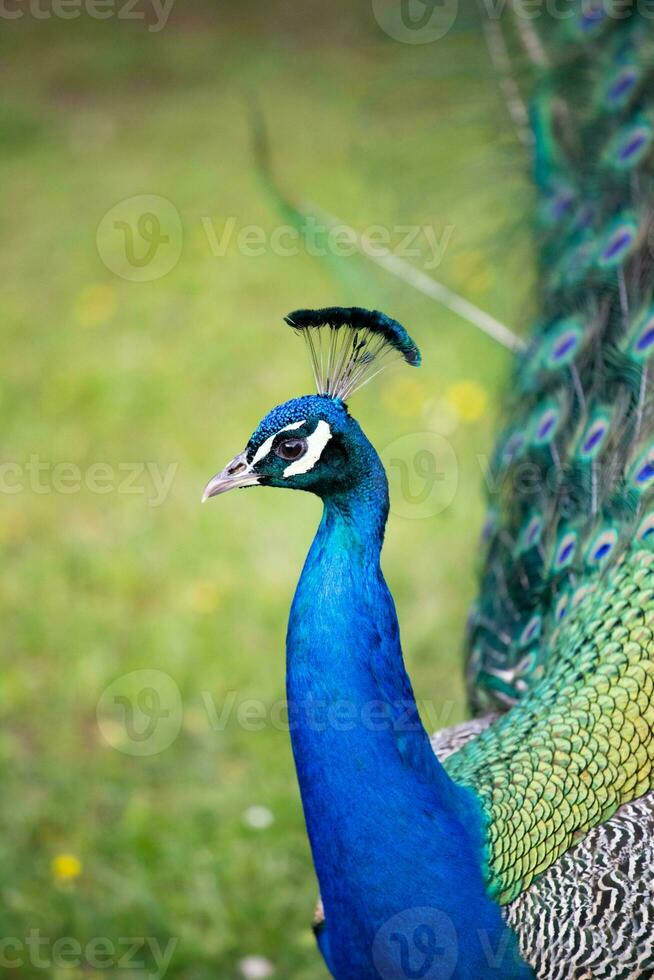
[201,451,261,502]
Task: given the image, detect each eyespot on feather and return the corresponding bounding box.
[586,528,618,566]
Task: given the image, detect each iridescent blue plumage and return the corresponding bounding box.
[241,389,530,978]
[285,412,529,978]
[203,313,532,978]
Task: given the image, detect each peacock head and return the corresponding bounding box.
[202,307,420,503]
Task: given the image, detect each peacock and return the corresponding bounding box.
[203,5,654,979]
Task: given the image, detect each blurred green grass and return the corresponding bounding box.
[0,3,534,977]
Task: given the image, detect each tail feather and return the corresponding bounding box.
[467,3,654,712]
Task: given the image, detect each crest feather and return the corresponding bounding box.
[284,306,421,401]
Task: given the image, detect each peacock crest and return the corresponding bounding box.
[284,306,420,402]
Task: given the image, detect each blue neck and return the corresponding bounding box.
[286,469,532,979]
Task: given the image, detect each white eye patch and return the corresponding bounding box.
[283,420,332,478]
[252,420,305,466]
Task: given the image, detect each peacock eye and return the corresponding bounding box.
[275,438,307,462]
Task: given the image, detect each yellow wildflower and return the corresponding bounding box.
[188,579,223,614]
[382,376,428,418]
[51,853,82,882]
[444,380,489,423]
[449,249,494,296]
[75,284,116,327]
